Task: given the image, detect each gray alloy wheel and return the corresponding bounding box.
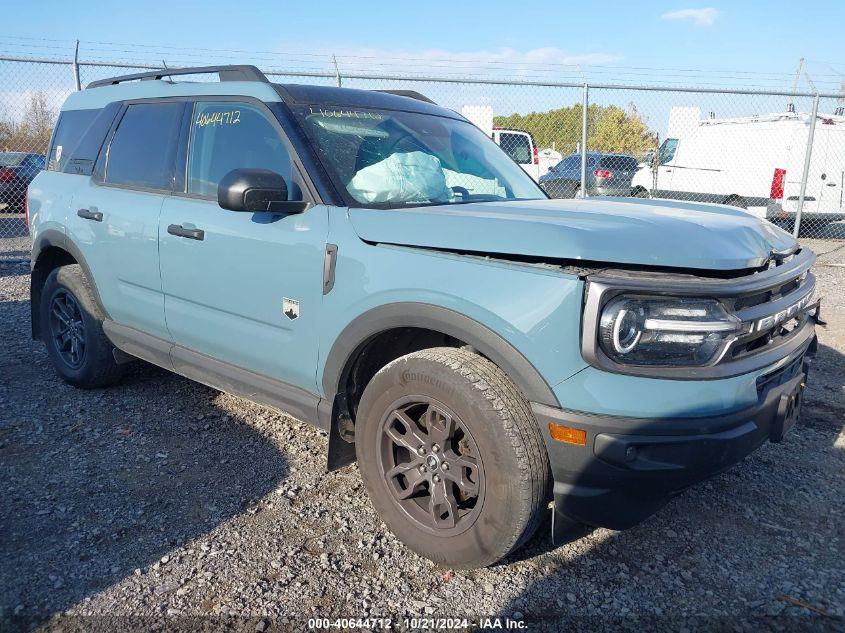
[378,396,485,537]
[48,288,87,370]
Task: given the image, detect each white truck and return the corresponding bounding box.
[461,105,541,182]
[631,106,845,228]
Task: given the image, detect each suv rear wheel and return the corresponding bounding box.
[41,264,125,388]
[355,347,550,568]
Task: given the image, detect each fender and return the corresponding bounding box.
[321,302,560,407]
[30,228,111,338]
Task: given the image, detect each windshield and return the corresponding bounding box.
[294,106,545,208]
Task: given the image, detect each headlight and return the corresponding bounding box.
[598,296,742,366]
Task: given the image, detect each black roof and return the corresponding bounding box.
[274,84,459,119]
[82,64,459,119]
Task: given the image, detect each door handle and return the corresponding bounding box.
[167,224,205,241]
[77,208,103,222]
[826,182,837,187]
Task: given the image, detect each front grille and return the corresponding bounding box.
[725,265,815,364]
[726,276,803,311]
[730,312,811,359]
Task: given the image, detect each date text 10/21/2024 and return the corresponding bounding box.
[307,617,527,630]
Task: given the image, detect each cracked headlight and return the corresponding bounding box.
[598,296,742,366]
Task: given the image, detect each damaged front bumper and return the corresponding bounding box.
[533,331,817,541]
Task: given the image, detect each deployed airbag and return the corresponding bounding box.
[347,151,452,204]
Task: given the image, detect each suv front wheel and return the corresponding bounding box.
[40,264,125,388]
[355,347,550,568]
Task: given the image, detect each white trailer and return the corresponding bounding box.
[631,107,845,225]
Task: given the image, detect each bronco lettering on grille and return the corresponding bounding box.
[754,291,813,332]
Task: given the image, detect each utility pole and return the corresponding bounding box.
[72,40,81,91]
[787,57,804,111]
[791,58,804,94]
[333,55,342,88]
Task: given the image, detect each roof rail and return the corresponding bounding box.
[375,89,436,105]
[86,65,269,89]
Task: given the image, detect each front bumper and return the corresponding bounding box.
[532,335,816,537]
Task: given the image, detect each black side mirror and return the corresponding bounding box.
[217,168,309,213]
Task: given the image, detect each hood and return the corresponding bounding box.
[348,197,798,271]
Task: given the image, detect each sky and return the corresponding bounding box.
[5,1,844,91]
[2,1,844,137]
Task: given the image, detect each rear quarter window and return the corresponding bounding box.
[47,109,100,171]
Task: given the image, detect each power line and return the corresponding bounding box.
[3,34,844,80]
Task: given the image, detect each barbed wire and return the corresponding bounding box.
[0,36,843,91]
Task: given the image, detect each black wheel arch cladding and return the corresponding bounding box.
[322,302,560,409]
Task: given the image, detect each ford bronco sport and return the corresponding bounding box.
[28,65,822,568]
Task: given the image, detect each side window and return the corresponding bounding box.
[47,109,99,171]
[104,102,183,190]
[187,101,293,198]
[659,138,679,164]
[499,133,532,164]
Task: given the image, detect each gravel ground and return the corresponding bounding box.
[1,239,843,631]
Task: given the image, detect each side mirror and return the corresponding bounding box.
[217,168,309,213]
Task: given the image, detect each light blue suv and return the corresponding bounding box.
[27,66,823,568]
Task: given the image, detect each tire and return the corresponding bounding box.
[355,347,550,568]
[632,187,649,198]
[40,264,125,388]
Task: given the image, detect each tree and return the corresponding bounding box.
[591,104,656,156]
[0,92,55,154]
[494,102,656,157]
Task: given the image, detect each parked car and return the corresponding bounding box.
[540,152,639,198]
[631,106,845,229]
[493,127,540,182]
[28,65,821,569]
[0,152,45,211]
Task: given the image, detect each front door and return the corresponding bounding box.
[158,99,328,393]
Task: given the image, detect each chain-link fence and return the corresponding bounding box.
[2,55,844,260]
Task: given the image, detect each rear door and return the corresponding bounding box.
[68,100,185,341]
[158,98,328,393]
[814,126,844,216]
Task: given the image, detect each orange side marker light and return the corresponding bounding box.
[548,423,587,446]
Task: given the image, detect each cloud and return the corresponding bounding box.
[660,8,721,27]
